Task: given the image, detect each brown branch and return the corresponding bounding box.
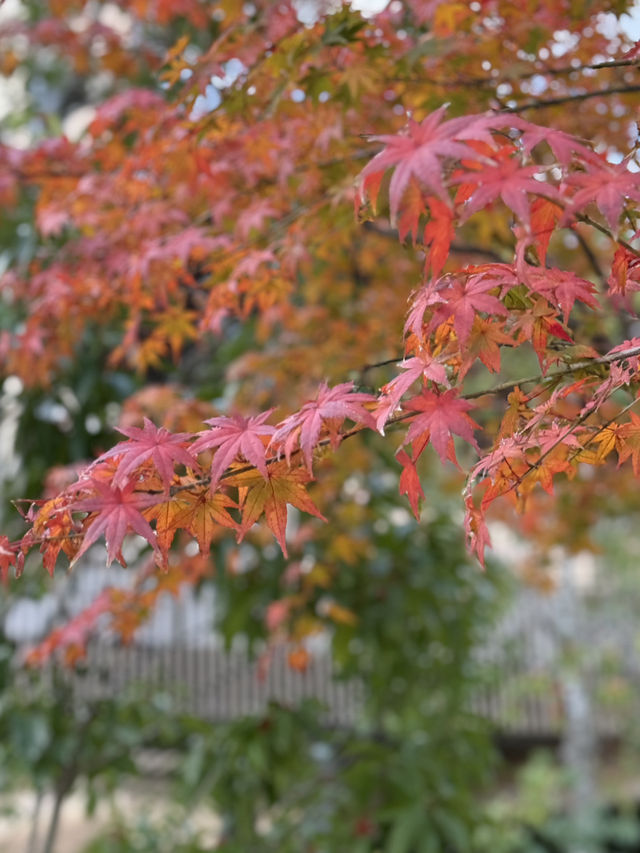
[15,341,640,553]
[361,221,509,262]
[465,344,640,400]
[392,58,640,89]
[515,57,640,82]
[504,84,640,113]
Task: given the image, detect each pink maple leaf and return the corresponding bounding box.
[402,388,480,465]
[565,162,640,231]
[425,272,507,345]
[192,410,276,492]
[515,120,596,167]
[375,350,449,433]
[405,277,445,340]
[406,266,518,334]
[359,106,493,222]
[89,89,165,135]
[98,417,198,491]
[235,200,278,240]
[469,263,520,295]
[534,424,582,456]
[142,227,223,271]
[71,479,159,567]
[232,249,277,278]
[271,382,376,471]
[526,267,599,324]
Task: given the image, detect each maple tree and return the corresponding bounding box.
[3,1,640,849]
[0,0,639,663]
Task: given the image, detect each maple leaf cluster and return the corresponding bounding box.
[2,0,640,659]
[14,384,373,577]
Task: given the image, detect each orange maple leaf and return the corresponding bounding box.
[145,485,238,554]
[617,412,640,475]
[228,462,326,557]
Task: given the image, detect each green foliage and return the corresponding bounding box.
[170,477,509,851]
[83,809,215,853]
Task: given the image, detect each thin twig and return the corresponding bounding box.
[576,214,640,257]
[361,356,403,372]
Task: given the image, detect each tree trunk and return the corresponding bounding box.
[557,555,598,853]
[41,788,66,853]
[25,789,43,853]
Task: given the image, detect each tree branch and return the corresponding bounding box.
[392,58,640,89]
[504,84,640,113]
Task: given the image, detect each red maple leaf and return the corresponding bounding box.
[528,197,563,265]
[402,388,480,465]
[271,382,375,471]
[191,410,276,492]
[25,589,116,667]
[423,196,454,277]
[0,535,16,584]
[396,450,424,520]
[608,246,640,301]
[513,297,573,363]
[451,156,559,225]
[465,263,520,295]
[98,417,198,491]
[71,479,159,567]
[396,177,427,244]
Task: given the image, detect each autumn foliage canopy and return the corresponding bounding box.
[2,0,640,662]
